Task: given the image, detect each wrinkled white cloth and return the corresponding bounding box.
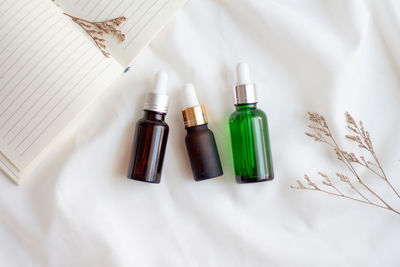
[1,0,400,266]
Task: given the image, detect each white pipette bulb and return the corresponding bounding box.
[144,71,169,114]
[183,83,200,108]
[153,71,168,94]
[233,62,257,105]
[236,62,252,85]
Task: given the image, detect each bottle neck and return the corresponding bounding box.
[144,110,166,121]
[186,124,208,132]
[235,103,257,111]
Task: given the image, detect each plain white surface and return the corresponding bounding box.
[1,0,400,266]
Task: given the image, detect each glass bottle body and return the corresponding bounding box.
[185,124,223,181]
[127,110,169,183]
[229,104,274,183]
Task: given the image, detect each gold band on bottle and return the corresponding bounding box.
[182,105,208,128]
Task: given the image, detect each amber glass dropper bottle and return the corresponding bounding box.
[181,83,223,181]
[127,71,169,183]
[229,63,274,183]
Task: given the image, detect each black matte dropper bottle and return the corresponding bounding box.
[127,71,169,183]
[181,83,223,181]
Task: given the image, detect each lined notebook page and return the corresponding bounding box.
[0,0,122,183]
[57,0,187,66]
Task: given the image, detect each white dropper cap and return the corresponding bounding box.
[234,62,257,104]
[144,71,170,114]
[153,71,168,94]
[181,83,208,127]
[236,62,251,85]
[183,83,200,108]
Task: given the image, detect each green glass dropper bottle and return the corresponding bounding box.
[229,62,274,183]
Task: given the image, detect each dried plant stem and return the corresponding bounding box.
[327,129,394,210]
[372,152,400,199]
[63,13,126,57]
[300,187,400,215]
[293,112,400,216]
[345,112,400,199]
[328,181,343,195]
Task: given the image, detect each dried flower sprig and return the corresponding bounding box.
[64,13,127,57]
[292,112,400,216]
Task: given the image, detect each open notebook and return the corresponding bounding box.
[0,0,187,184]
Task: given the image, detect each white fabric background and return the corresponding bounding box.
[1,0,400,266]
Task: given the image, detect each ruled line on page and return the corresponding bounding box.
[126,0,147,19]
[3,43,92,141]
[0,1,43,44]
[118,0,137,18]
[93,0,113,20]
[56,0,187,67]
[15,56,104,152]
[125,0,162,36]
[0,156,18,177]
[0,1,25,24]
[0,21,65,101]
[0,0,122,174]
[0,12,61,85]
[0,11,54,68]
[81,0,92,12]
[0,38,86,134]
[125,0,170,49]
[86,1,99,17]
[0,23,71,110]
[0,1,33,36]
[20,63,112,156]
[8,49,99,148]
[0,30,80,125]
[0,6,50,57]
[105,0,124,19]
